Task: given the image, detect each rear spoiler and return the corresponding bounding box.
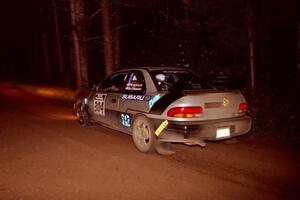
[205,76,246,90]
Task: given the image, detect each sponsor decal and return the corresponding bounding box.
[125,83,143,91]
[125,87,142,91]
[148,94,160,108]
[95,93,106,101]
[94,93,106,116]
[155,120,169,136]
[121,113,131,127]
[121,94,151,101]
[222,97,230,107]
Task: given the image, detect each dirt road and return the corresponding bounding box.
[0,87,299,200]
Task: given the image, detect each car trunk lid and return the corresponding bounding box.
[167,90,246,120]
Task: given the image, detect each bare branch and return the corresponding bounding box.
[111,25,128,33]
[86,36,104,41]
[89,8,102,19]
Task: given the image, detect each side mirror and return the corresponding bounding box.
[102,85,120,92]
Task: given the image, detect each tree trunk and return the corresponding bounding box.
[42,32,51,80]
[70,0,88,88]
[70,0,82,88]
[52,0,64,74]
[247,0,255,97]
[101,0,114,76]
[248,26,255,97]
[182,0,192,30]
[113,11,121,70]
[26,34,34,77]
[297,23,300,72]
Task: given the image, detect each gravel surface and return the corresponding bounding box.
[0,87,299,200]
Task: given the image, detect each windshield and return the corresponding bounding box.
[151,70,213,92]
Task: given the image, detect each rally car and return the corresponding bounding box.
[74,67,252,154]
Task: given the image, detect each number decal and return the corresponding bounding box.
[121,113,131,127]
[94,94,106,116]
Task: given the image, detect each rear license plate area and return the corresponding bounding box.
[216,127,231,139]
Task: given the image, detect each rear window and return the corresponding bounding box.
[151,70,213,91]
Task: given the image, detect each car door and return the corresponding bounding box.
[89,71,128,127]
[118,71,150,128]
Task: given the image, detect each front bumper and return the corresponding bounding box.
[153,116,252,146]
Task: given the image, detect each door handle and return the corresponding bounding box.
[111,98,116,103]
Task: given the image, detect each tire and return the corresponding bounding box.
[76,103,89,125]
[132,115,156,153]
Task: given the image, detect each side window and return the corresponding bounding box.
[124,71,146,95]
[98,72,127,93]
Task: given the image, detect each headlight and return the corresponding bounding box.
[83,98,88,104]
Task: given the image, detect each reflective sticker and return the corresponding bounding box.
[121,113,131,127]
[148,94,160,108]
[121,94,145,101]
[155,120,169,136]
[94,93,106,116]
[132,75,137,81]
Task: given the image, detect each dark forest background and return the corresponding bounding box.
[0,0,299,138]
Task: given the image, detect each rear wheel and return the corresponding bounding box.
[76,103,89,125]
[132,115,156,153]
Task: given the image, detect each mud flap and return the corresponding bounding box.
[184,139,206,147]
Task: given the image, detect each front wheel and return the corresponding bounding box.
[76,103,89,125]
[132,115,156,153]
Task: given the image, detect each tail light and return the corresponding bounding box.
[167,106,203,118]
[238,102,247,113]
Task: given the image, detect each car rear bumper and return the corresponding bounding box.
[153,115,252,145]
